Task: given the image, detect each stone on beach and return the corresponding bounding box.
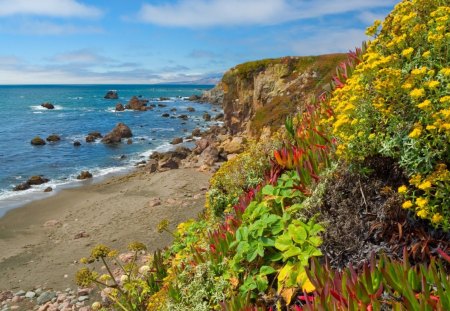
[77,171,93,180]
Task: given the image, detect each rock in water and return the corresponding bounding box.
[73,141,81,146]
[115,103,124,111]
[203,112,211,121]
[171,137,183,145]
[127,96,148,110]
[46,134,61,142]
[101,123,132,144]
[27,175,49,185]
[77,171,93,180]
[44,187,53,192]
[85,131,102,143]
[104,90,118,99]
[41,102,54,109]
[13,182,30,191]
[31,136,46,145]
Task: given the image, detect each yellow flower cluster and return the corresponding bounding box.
[329,0,450,230]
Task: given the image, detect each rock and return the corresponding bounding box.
[192,128,202,136]
[41,102,55,109]
[74,231,89,239]
[88,131,102,139]
[177,114,188,120]
[27,175,49,185]
[44,186,53,192]
[14,290,26,297]
[25,291,36,299]
[0,291,13,302]
[31,136,46,146]
[171,137,183,145]
[37,291,56,305]
[200,145,219,166]
[73,141,81,147]
[127,139,132,145]
[44,219,61,227]
[78,296,89,302]
[159,97,170,101]
[187,107,195,112]
[148,198,161,207]
[221,136,245,154]
[77,288,92,297]
[13,182,30,191]
[127,96,148,110]
[200,85,224,105]
[157,103,167,107]
[104,90,118,99]
[161,113,170,118]
[145,159,158,173]
[46,134,61,142]
[188,95,201,101]
[77,171,92,180]
[214,113,224,121]
[170,108,177,112]
[101,123,132,144]
[115,103,124,111]
[11,296,22,303]
[193,138,211,154]
[203,112,212,121]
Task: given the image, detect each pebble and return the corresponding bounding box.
[25,291,36,298]
[37,291,56,305]
[13,291,25,297]
[77,296,89,302]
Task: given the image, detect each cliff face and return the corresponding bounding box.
[219,54,346,136]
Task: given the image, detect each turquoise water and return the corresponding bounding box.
[0,84,218,215]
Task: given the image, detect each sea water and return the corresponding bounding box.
[0,84,219,215]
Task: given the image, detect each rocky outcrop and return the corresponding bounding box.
[220,54,346,136]
[101,123,132,144]
[27,175,49,185]
[31,136,46,145]
[86,131,102,143]
[104,90,118,99]
[115,103,124,111]
[46,134,61,142]
[41,102,54,109]
[77,171,92,180]
[125,96,149,110]
[200,84,224,105]
[171,137,183,145]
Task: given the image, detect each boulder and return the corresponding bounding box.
[115,103,124,111]
[159,158,179,170]
[214,113,224,121]
[170,108,177,112]
[187,107,195,112]
[85,135,95,143]
[101,123,132,144]
[158,103,167,107]
[145,159,158,173]
[77,171,92,180]
[188,95,201,101]
[203,112,211,121]
[41,102,54,109]
[171,137,183,145]
[159,97,170,101]
[193,138,211,154]
[44,187,53,192]
[27,175,49,185]
[73,141,81,147]
[200,146,219,166]
[104,90,118,99]
[37,291,56,305]
[13,182,30,191]
[46,134,61,142]
[161,113,170,118]
[172,146,191,159]
[221,136,245,154]
[127,138,133,144]
[192,128,202,136]
[31,136,46,146]
[178,114,188,120]
[127,96,149,110]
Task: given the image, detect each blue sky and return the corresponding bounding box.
[0,0,397,84]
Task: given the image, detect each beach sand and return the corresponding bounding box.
[0,168,211,291]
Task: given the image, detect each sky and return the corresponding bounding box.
[0,0,398,84]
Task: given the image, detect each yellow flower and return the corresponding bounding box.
[417,209,428,219]
[426,80,440,89]
[408,127,422,138]
[410,88,425,99]
[398,185,408,194]
[402,200,413,209]
[411,66,427,76]
[439,68,450,76]
[417,99,431,109]
[402,82,413,90]
[368,133,376,140]
[440,96,450,103]
[401,47,414,58]
[416,197,428,208]
[418,180,432,191]
[422,51,431,58]
[426,125,437,131]
[432,213,443,224]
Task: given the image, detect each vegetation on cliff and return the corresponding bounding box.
[77,0,450,309]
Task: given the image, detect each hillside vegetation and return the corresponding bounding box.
[76,0,450,310]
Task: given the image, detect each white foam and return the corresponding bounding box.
[30,105,63,111]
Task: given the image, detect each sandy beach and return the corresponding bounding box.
[0,168,211,291]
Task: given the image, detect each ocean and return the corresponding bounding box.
[0,84,218,216]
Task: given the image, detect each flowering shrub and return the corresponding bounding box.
[328,0,450,229]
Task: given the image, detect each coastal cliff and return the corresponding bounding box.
[217,54,346,136]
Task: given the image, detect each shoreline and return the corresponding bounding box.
[0,166,212,291]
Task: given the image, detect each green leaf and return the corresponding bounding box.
[289,224,307,243]
[259,265,276,276]
[275,234,292,251]
[262,185,275,195]
[283,246,303,260]
[268,252,283,262]
[260,237,275,247]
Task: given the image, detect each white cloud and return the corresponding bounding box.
[291,28,368,55]
[0,20,103,35]
[51,49,112,64]
[0,0,102,19]
[136,0,397,27]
